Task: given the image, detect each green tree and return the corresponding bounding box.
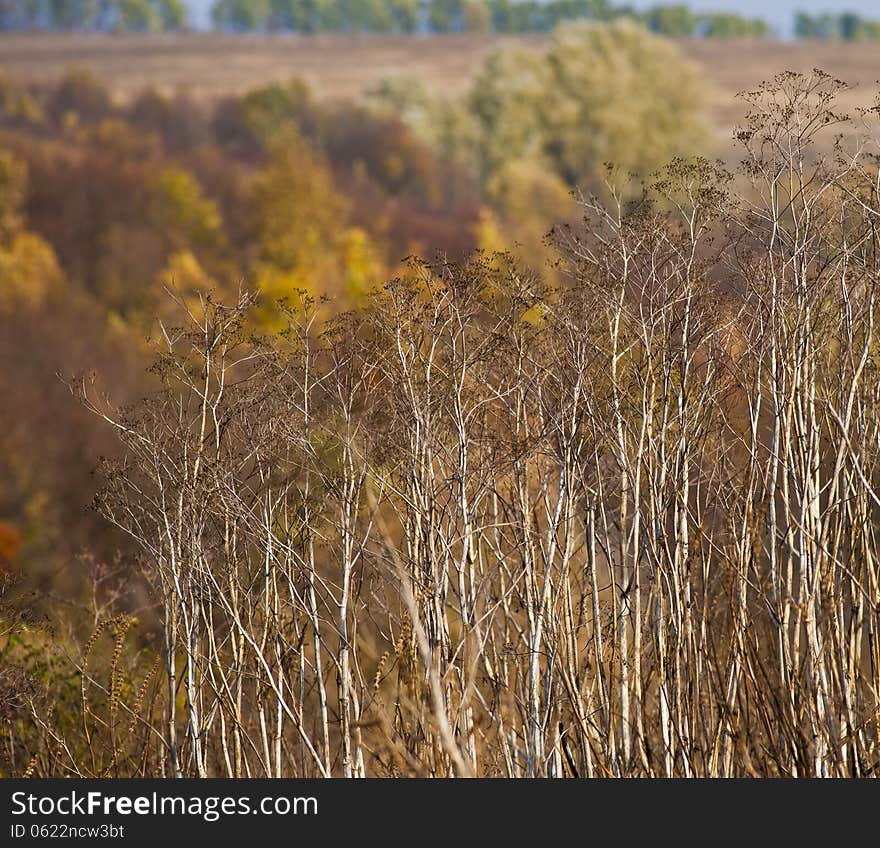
[838,12,857,39]
[489,0,534,32]
[267,0,295,29]
[155,0,186,29]
[47,0,97,29]
[701,13,768,38]
[793,11,839,39]
[462,0,490,32]
[468,47,549,177]
[116,0,160,32]
[211,0,270,31]
[642,4,696,36]
[545,20,707,183]
[854,19,880,39]
[389,0,418,32]
[793,12,815,38]
[467,21,707,187]
[428,0,463,32]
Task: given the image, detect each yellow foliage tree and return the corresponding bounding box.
[253,129,348,271]
[0,70,44,127]
[148,249,220,325]
[155,167,224,253]
[0,233,63,311]
[338,227,385,301]
[251,129,386,327]
[476,157,576,275]
[0,149,27,238]
[0,150,62,311]
[473,206,508,254]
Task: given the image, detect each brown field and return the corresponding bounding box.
[2,33,880,138]
[0,32,542,99]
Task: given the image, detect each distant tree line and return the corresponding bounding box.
[0,0,186,31]
[3,1,880,44]
[209,0,772,37]
[7,0,880,40]
[637,4,768,37]
[0,0,771,37]
[794,10,880,40]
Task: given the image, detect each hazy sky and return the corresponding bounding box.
[185,1,880,35]
[628,0,880,36]
[185,0,211,28]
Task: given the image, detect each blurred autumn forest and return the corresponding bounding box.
[0,20,703,588]
[4,20,880,778]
